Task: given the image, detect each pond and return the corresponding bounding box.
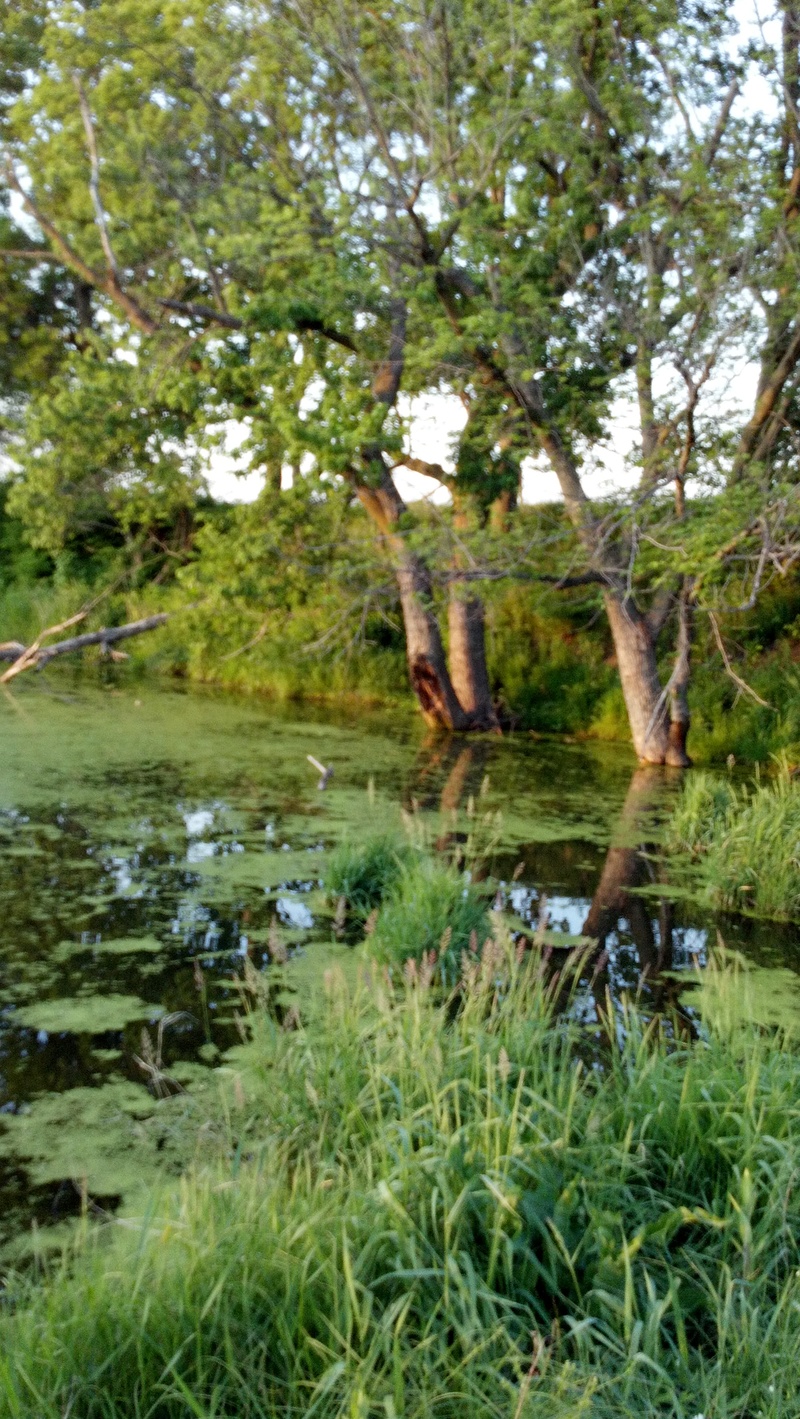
[1,681,798,1260]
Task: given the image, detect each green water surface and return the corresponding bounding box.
[1,681,797,1258]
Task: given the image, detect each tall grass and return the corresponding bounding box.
[370,856,492,985]
[668,764,800,919]
[3,944,800,1417]
[323,835,417,918]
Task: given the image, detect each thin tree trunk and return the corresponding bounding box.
[446,497,499,730]
[667,581,693,767]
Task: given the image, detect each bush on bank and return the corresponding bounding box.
[3,944,800,1418]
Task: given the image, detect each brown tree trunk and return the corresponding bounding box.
[353,467,470,730]
[396,553,471,729]
[667,581,693,768]
[447,593,499,730]
[446,496,499,731]
[602,593,673,764]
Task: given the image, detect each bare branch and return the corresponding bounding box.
[2,157,157,336]
[0,614,169,681]
[74,75,119,278]
[708,611,772,708]
[704,76,740,167]
[0,247,60,262]
[157,298,243,330]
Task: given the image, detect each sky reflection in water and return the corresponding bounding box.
[0,684,797,1255]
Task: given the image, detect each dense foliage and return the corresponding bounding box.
[0,0,798,759]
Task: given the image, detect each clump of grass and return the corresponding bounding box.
[324,833,416,917]
[370,856,492,985]
[4,949,800,1416]
[667,769,736,854]
[668,764,800,919]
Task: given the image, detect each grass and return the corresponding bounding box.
[4,941,800,1416]
[323,835,417,918]
[370,856,493,987]
[668,763,800,920]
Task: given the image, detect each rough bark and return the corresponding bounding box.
[353,469,470,730]
[667,582,693,767]
[447,594,498,730]
[397,555,471,729]
[602,593,674,764]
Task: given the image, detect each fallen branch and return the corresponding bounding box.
[0,614,169,681]
[1,610,88,682]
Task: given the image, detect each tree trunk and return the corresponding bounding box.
[602,592,675,764]
[396,552,472,729]
[447,593,499,730]
[667,581,693,768]
[353,468,471,730]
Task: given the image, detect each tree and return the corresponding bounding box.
[2,0,797,758]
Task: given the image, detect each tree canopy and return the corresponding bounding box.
[1,0,798,758]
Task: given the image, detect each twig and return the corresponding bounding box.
[708,611,772,709]
[74,75,119,278]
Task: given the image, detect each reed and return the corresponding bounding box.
[323,835,417,918]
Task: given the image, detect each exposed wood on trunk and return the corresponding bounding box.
[352,467,470,729]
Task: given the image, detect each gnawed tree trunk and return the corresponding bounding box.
[397,554,471,729]
[399,457,502,732]
[352,464,471,730]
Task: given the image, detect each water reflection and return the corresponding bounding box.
[0,694,796,1254]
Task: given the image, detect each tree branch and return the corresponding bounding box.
[74,75,119,279]
[708,611,772,708]
[0,614,169,679]
[2,157,158,336]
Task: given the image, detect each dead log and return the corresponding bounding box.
[0,614,169,681]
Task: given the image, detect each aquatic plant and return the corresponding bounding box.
[666,770,736,854]
[324,834,416,917]
[4,949,800,1416]
[668,764,800,920]
[370,856,492,985]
